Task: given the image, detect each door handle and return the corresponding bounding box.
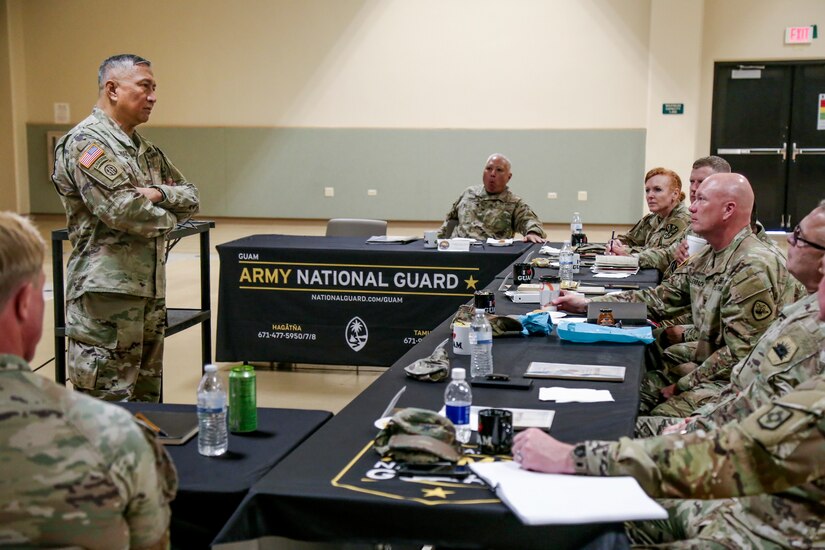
[717,145,787,160]
[791,142,825,161]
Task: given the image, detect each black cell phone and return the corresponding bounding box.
[470,376,533,390]
[395,463,471,478]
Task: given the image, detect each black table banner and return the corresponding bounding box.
[216,235,531,365]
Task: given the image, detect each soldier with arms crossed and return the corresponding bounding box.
[52,54,200,402]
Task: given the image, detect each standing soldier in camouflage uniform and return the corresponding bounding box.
[0,212,177,549]
[605,167,691,269]
[554,174,797,413]
[513,374,825,547]
[52,54,199,402]
[642,201,825,422]
[437,154,545,243]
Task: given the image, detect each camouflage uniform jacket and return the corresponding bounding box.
[599,226,796,391]
[655,221,804,340]
[573,377,825,547]
[437,185,545,240]
[690,293,824,432]
[0,354,177,549]
[617,202,690,269]
[52,107,200,300]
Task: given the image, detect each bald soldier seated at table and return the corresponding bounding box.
[553,174,799,414]
[437,154,546,244]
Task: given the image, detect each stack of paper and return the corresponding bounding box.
[592,255,639,275]
[539,387,614,403]
[470,461,667,525]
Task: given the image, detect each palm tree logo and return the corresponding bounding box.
[346,316,369,352]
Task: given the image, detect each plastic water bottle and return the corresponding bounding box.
[571,211,583,239]
[469,308,494,378]
[571,212,588,247]
[444,367,472,444]
[197,364,228,456]
[559,240,574,287]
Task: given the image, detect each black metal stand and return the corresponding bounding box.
[51,221,215,398]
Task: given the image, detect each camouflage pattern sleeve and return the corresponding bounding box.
[121,422,179,548]
[682,324,698,342]
[437,195,462,238]
[63,136,179,239]
[692,296,825,432]
[599,268,692,323]
[575,377,825,499]
[512,200,546,238]
[634,205,690,268]
[617,214,650,250]
[150,147,200,221]
[66,397,177,549]
[675,265,782,392]
[639,237,679,272]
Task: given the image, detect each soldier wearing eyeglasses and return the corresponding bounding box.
[633,200,825,432]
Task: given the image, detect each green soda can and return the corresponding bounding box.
[229,365,257,432]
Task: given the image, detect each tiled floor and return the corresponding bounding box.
[28,214,666,413]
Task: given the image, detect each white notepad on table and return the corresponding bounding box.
[471,461,667,525]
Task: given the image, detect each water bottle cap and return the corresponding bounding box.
[474,308,485,315]
[204,364,218,373]
[451,367,466,380]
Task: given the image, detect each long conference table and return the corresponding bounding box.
[213,245,661,549]
[216,236,531,366]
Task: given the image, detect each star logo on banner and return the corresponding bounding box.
[464,275,479,290]
[422,487,454,499]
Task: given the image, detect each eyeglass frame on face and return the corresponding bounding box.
[789,224,825,252]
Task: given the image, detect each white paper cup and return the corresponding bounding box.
[540,284,560,310]
[424,230,438,248]
[686,234,707,256]
[452,323,471,355]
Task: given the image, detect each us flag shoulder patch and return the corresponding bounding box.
[78,143,105,168]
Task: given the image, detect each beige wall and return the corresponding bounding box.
[0,0,27,212]
[20,0,652,129]
[3,0,825,213]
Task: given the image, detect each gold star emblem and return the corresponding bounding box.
[422,487,454,499]
[464,275,479,290]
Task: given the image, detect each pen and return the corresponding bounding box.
[609,231,615,253]
[135,412,169,437]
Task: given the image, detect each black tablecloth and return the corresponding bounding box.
[216,235,531,366]
[213,282,652,549]
[118,403,332,549]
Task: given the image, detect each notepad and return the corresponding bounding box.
[365,235,419,244]
[135,411,199,445]
[525,362,626,382]
[470,461,667,525]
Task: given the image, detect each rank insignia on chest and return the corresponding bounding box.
[757,405,793,431]
[752,300,773,321]
[767,337,797,365]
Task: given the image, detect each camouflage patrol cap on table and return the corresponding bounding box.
[452,304,523,337]
[403,338,450,382]
[373,407,462,464]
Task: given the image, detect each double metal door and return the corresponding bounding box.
[711,61,825,230]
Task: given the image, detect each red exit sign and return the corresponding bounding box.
[785,26,814,44]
